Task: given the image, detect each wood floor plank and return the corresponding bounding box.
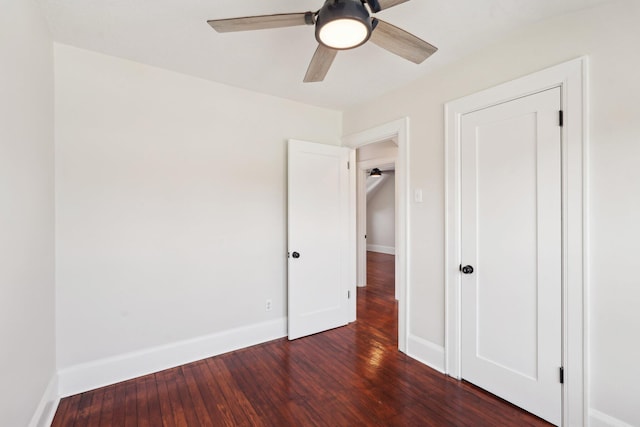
[207,356,266,426]
[154,370,178,427]
[134,375,151,427]
[49,395,68,427]
[109,382,126,426]
[157,369,189,426]
[86,386,106,426]
[172,368,200,426]
[70,392,90,427]
[180,363,215,426]
[51,252,552,426]
[188,360,234,426]
[227,344,308,425]
[142,374,163,427]
[97,385,116,427]
[50,392,79,427]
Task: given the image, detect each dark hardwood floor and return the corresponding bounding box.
[52,252,552,426]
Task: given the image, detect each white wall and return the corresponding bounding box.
[367,174,395,254]
[357,139,397,162]
[54,44,342,392]
[0,1,56,425]
[343,1,640,425]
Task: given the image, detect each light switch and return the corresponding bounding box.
[414,189,423,203]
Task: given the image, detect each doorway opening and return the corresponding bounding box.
[358,150,397,344]
[356,141,397,299]
[343,118,409,352]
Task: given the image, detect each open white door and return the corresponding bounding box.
[288,139,350,340]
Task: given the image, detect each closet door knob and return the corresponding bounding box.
[461,265,474,274]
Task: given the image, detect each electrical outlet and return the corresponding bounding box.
[265,299,272,311]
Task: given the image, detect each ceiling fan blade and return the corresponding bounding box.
[208,12,314,33]
[370,19,437,64]
[304,45,338,83]
[376,0,410,11]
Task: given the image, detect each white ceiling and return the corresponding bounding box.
[37,0,613,110]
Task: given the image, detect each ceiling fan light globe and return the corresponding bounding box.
[319,19,369,49]
[315,0,372,50]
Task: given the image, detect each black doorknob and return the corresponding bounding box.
[292,252,300,259]
[461,265,474,274]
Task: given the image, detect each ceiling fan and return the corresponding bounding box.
[207,0,437,82]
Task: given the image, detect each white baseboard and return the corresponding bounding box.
[407,334,445,373]
[28,374,59,427]
[589,409,636,427]
[367,244,395,255]
[58,317,287,397]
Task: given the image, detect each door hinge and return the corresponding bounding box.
[559,110,564,127]
[559,367,564,384]
[364,234,367,239]
[347,161,350,170]
[348,290,351,299]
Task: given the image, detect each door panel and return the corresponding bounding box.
[460,88,562,425]
[288,140,350,340]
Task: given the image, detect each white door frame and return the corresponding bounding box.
[356,156,397,289]
[344,118,409,352]
[444,57,588,426]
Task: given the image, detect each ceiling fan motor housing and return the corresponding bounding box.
[315,0,373,50]
[365,0,382,13]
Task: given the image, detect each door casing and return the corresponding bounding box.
[444,57,587,426]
